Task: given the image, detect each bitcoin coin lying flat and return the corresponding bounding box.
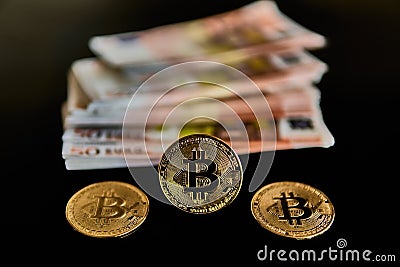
[251,181,334,239]
[65,181,149,238]
[158,134,243,214]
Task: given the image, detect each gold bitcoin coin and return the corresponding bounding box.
[251,181,334,239]
[65,181,149,238]
[158,134,243,214]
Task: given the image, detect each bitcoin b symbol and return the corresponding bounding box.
[182,147,219,201]
[90,191,127,226]
[274,192,312,225]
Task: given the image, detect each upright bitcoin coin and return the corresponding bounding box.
[251,181,334,239]
[158,134,243,214]
[65,181,149,238]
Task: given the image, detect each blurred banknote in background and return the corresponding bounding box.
[61,0,334,170]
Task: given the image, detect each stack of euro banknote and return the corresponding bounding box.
[61,0,334,170]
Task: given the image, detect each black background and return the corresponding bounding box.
[1,0,399,264]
